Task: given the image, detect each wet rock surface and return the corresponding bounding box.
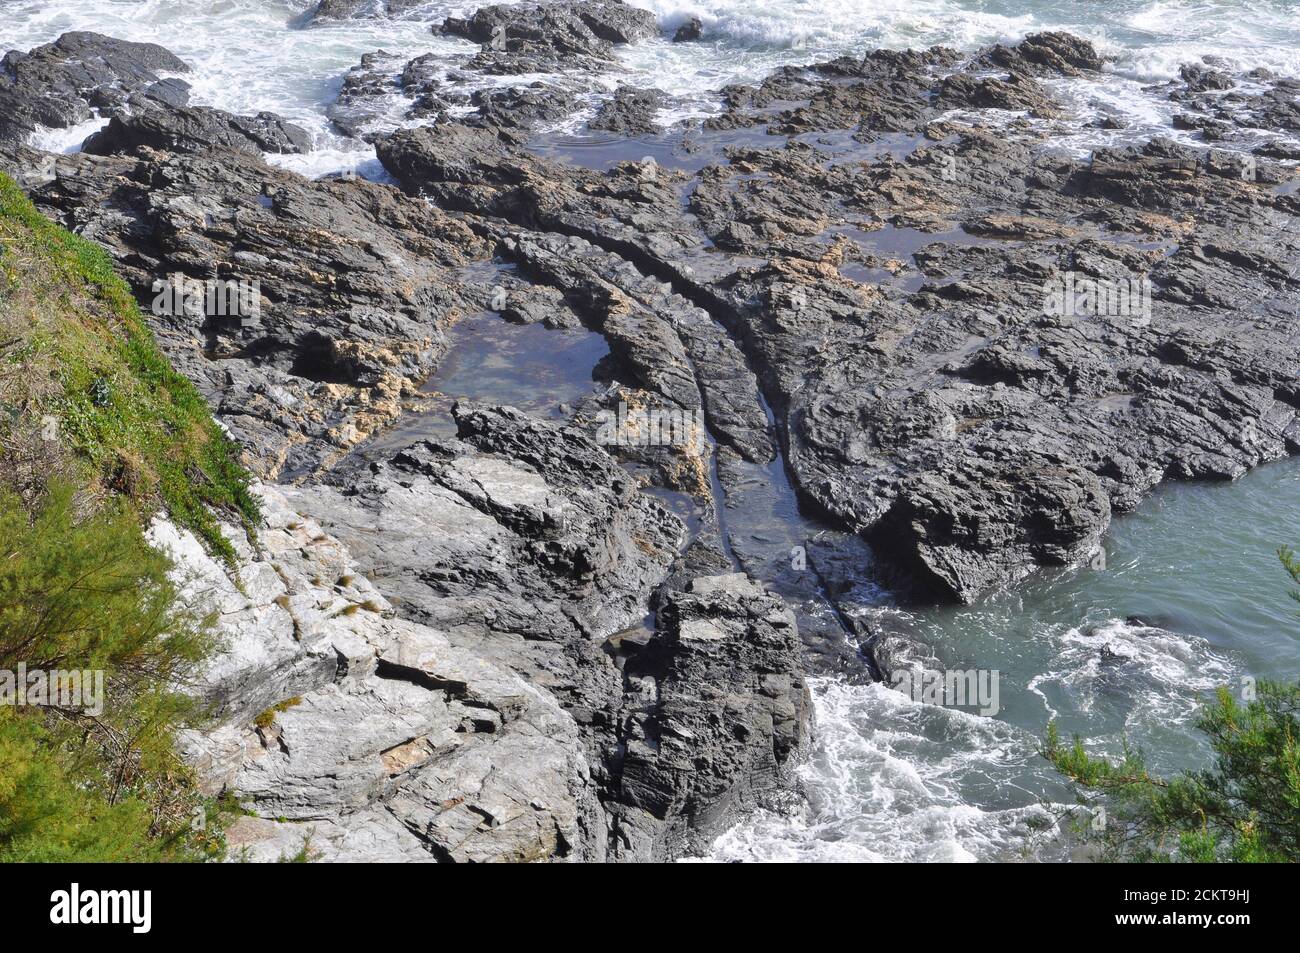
[327,50,458,138]
[309,0,432,21]
[6,14,1300,859]
[589,86,666,134]
[613,573,812,857]
[440,0,657,74]
[83,101,312,156]
[369,29,1300,604]
[0,31,189,143]
[673,17,703,43]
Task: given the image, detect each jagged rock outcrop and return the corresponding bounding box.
[976,30,1107,76]
[370,30,1300,603]
[282,404,684,687]
[168,410,810,861]
[470,83,579,130]
[8,144,492,480]
[673,17,703,43]
[325,3,664,141]
[440,1,658,74]
[589,86,665,135]
[82,101,311,156]
[705,131,1300,600]
[611,573,811,857]
[0,31,189,143]
[165,484,604,863]
[326,50,457,139]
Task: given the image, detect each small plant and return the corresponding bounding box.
[253,697,303,731]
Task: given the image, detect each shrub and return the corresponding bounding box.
[1043,549,1300,862]
[0,485,220,861]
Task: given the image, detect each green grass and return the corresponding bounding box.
[0,172,259,561]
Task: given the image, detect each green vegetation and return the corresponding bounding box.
[253,697,302,730]
[1280,545,1300,604]
[1044,550,1300,863]
[0,172,258,561]
[0,477,227,861]
[0,172,257,861]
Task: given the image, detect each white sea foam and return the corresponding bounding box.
[28,115,110,153]
[1029,619,1239,740]
[7,0,1300,171]
[701,677,1059,863]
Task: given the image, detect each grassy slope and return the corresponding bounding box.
[0,172,259,560]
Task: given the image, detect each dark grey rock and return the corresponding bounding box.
[1179,62,1236,92]
[373,33,1299,603]
[611,573,811,857]
[282,406,808,860]
[143,77,192,107]
[0,31,189,143]
[673,17,703,43]
[470,84,579,129]
[440,1,657,74]
[977,31,1105,75]
[589,86,665,135]
[309,0,430,21]
[10,146,492,480]
[82,101,311,156]
[10,28,1300,862]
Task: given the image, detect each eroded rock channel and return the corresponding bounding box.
[3,4,1297,861]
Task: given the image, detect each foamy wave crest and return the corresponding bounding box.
[1028,618,1239,764]
[633,0,1034,53]
[701,678,1057,863]
[28,117,110,154]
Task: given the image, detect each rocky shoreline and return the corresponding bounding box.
[2,1,1298,861]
